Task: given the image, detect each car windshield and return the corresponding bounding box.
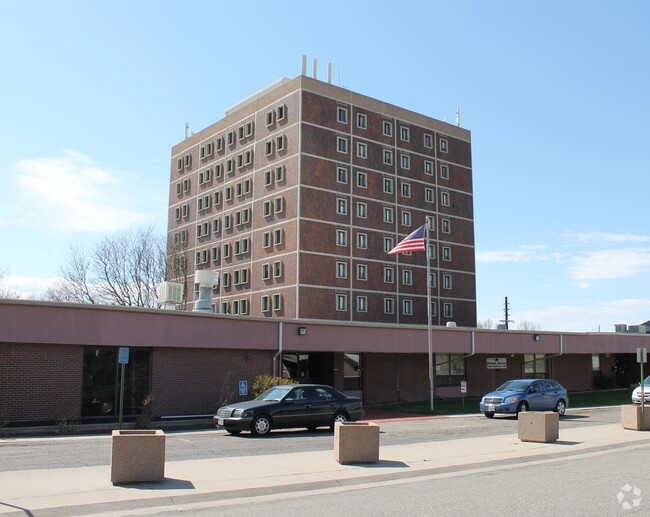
[643,376,650,385]
[496,380,531,392]
[256,387,291,401]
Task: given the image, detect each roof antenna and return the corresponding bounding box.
[455,108,460,127]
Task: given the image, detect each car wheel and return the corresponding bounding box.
[555,399,567,416]
[330,411,349,430]
[226,429,241,436]
[251,415,272,436]
[516,401,529,417]
[484,412,495,419]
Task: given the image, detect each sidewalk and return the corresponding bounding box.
[1,422,648,516]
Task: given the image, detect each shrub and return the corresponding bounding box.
[251,375,297,397]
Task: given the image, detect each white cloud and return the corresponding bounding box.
[3,274,56,299]
[561,231,650,244]
[567,248,650,280]
[11,150,153,233]
[476,246,562,264]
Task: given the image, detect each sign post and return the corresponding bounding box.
[118,347,130,430]
[460,380,467,412]
[638,348,647,431]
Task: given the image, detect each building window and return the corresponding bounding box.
[273,261,282,278]
[262,263,271,280]
[435,354,465,386]
[384,267,394,283]
[430,272,437,288]
[261,295,271,312]
[425,188,434,203]
[356,142,367,158]
[263,231,271,248]
[440,138,448,153]
[336,261,347,278]
[265,140,274,156]
[356,171,367,188]
[263,200,272,217]
[400,153,410,170]
[357,264,367,281]
[401,182,411,198]
[356,202,367,219]
[400,126,410,141]
[384,236,394,252]
[357,232,367,249]
[403,299,413,316]
[336,229,348,246]
[441,191,450,206]
[274,196,284,214]
[276,104,286,121]
[384,297,394,314]
[402,269,412,285]
[443,274,452,289]
[337,136,348,154]
[337,166,348,184]
[383,120,392,136]
[214,163,222,178]
[357,113,367,129]
[424,160,434,175]
[337,107,348,123]
[383,177,393,194]
[273,228,283,245]
[524,354,547,378]
[264,169,273,186]
[357,296,368,313]
[443,302,453,318]
[440,164,450,180]
[383,207,394,223]
[273,294,282,311]
[336,294,347,311]
[401,211,411,227]
[424,133,433,148]
[442,219,451,234]
[276,134,285,152]
[265,110,274,127]
[442,246,451,261]
[383,149,393,165]
[336,198,348,215]
[275,165,284,182]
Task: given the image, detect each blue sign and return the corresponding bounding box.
[118,347,130,364]
[239,380,248,396]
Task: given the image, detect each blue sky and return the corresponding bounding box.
[1,1,649,332]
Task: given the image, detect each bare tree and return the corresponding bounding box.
[46,226,167,308]
[476,318,495,329]
[0,266,21,299]
[516,320,541,331]
[165,231,191,310]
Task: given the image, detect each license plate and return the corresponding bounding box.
[488,405,495,412]
[217,418,224,426]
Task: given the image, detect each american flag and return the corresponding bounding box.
[388,224,426,255]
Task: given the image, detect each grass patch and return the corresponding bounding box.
[372,389,632,416]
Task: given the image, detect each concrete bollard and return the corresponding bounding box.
[621,405,650,431]
[111,429,166,484]
[334,421,380,464]
[518,411,559,443]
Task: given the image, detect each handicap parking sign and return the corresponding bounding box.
[239,380,248,396]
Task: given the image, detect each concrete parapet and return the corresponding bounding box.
[111,430,165,484]
[334,422,380,464]
[518,411,559,443]
[621,405,650,431]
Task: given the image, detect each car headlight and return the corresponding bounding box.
[504,396,519,404]
[241,410,253,418]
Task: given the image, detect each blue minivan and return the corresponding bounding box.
[480,379,569,418]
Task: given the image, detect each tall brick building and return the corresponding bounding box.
[168,74,476,326]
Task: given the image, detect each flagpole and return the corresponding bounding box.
[426,222,434,411]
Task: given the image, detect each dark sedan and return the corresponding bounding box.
[214,384,364,436]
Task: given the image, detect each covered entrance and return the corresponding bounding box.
[281,352,363,393]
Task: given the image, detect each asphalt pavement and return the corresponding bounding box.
[0,410,648,516]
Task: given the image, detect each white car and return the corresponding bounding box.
[632,375,650,404]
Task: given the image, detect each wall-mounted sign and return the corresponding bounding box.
[486,357,507,369]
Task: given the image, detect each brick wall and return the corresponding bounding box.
[150,348,275,417]
[0,343,83,423]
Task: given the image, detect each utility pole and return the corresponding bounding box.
[500,296,514,329]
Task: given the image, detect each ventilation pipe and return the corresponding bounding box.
[192,270,218,313]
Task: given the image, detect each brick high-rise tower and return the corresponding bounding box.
[168,73,476,326]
